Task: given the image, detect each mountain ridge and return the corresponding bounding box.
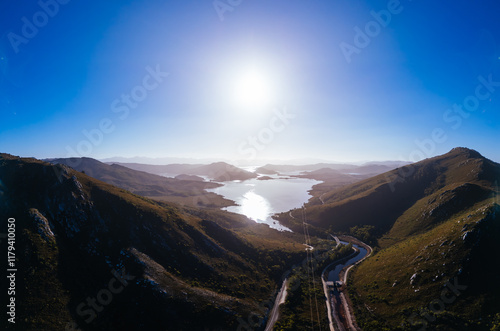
[271,147,500,330]
[0,154,305,330]
[276,147,499,238]
[109,161,257,181]
[47,157,234,208]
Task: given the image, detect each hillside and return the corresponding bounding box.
[255,163,354,173]
[49,158,233,208]
[275,147,500,330]
[187,162,258,181]
[106,162,202,176]
[255,161,409,176]
[278,148,499,236]
[350,202,500,330]
[260,162,407,204]
[0,154,305,331]
[114,162,257,181]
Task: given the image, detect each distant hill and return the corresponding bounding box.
[304,167,343,176]
[277,147,500,330]
[0,154,305,330]
[187,162,257,181]
[256,163,354,173]
[174,174,205,181]
[256,161,408,176]
[292,164,406,204]
[337,163,397,175]
[293,168,364,196]
[255,167,279,175]
[114,162,257,182]
[48,157,232,208]
[105,162,203,176]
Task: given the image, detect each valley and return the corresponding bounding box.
[1,147,500,330]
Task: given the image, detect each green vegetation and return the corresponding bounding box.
[276,148,500,330]
[2,147,499,330]
[275,243,354,330]
[336,148,500,330]
[0,154,306,330]
[348,225,377,246]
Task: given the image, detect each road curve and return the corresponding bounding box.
[338,236,373,330]
[322,236,372,331]
[321,236,355,331]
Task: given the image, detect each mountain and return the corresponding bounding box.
[106,163,203,176]
[174,174,205,182]
[337,163,399,175]
[48,158,232,208]
[113,162,257,182]
[255,161,407,176]
[286,147,499,235]
[255,163,354,173]
[187,162,257,181]
[0,154,305,331]
[290,163,408,205]
[277,147,500,330]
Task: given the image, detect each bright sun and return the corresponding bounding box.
[232,66,274,109]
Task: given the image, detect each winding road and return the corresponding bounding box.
[321,236,372,331]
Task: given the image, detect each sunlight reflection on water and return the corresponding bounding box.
[239,190,271,222]
[208,175,320,231]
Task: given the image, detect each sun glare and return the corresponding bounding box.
[232,66,274,109]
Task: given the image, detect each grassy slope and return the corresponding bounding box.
[349,201,499,330]
[272,148,500,330]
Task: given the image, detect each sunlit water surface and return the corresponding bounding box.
[207,170,321,231]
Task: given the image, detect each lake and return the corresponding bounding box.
[207,169,321,231]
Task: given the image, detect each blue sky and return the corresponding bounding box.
[0,0,499,163]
